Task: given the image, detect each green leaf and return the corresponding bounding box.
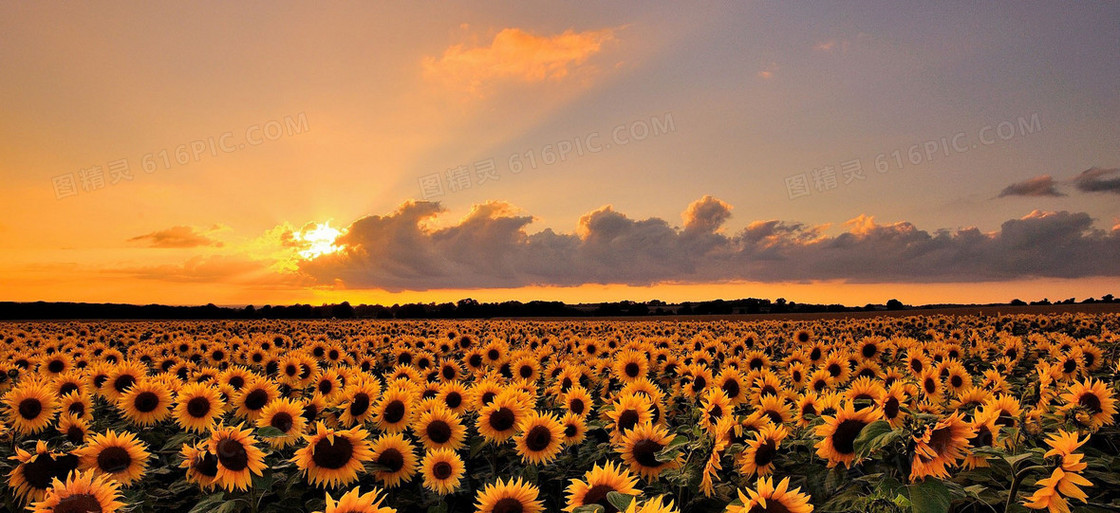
[665,434,689,450]
[188,493,227,513]
[257,426,285,438]
[607,492,636,511]
[573,505,605,513]
[908,478,951,513]
[853,420,895,458]
[655,449,680,462]
[427,502,449,513]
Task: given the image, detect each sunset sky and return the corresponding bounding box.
[2,2,1118,307]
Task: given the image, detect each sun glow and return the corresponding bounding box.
[294,222,344,259]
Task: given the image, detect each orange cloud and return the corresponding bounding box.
[127,225,225,248]
[423,27,616,94]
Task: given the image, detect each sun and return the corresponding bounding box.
[294,222,344,259]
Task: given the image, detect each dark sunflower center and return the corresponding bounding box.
[270,412,294,433]
[492,497,525,513]
[564,424,578,437]
[66,426,85,443]
[22,454,58,488]
[831,419,868,455]
[1079,393,1102,414]
[481,392,497,406]
[426,420,452,444]
[59,383,79,396]
[624,362,641,378]
[1063,359,1077,373]
[228,376,245,390]
[862,345,877,358]
[974,428,994,447]
[113,374,136,393]
[69,402,86,417]
[376,447,404,473]
[802,403,817,417]
[632,438,664,467]
[755,440,777,466]
[194,451,219,478]
[525,425,553,452]
[382,400,406,424]
[950,376,963,388]
[432,460,454,480]
[569,399,585,415]
[349,393,371,417]
[584,483,620,513]
[884,397,900,418]
[764,410,783,425]
[617,410,640,433]
[469,355,483,367]
[312,436,355,470]
[48,360,66,374]
[217,438,249,471]
[134,391,160,413]
[187,397,212,418]
[519,366,533,379]
[244,389,269,410]
[96,446,133,474]
[924,378,937,394]
[445,392,462,409]
[722,379,741,399]
[318,380,333,395]
[18,398,42,420]
[53,493,103,513]
[489,407,516,432]
[927,426,954,455]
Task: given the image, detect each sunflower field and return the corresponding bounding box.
[1,313,1118,513]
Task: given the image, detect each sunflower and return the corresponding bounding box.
[118,379,173,427]
[294,422,376,488]
[5,380,57,434]
[257,398,308,448]
[368,432,418,488]
[312,369,345,404]
[205,424,267,491]
[740,424,788,478]
[962,408,1001,470]
[59,391,92,422]
[104,361,147,402]
[608,392,654,440]
[28,469,125,513]
[514,411,565,465]
[57,413,90,444]
[622,496,678,513]
[1060,377,1116,431]
[564,461,640,513]
[338,379,381,427]
[233,378,279,421]
[477,390,528,443]
[76,430,150,486]
[613,350,649,383]
[179,442,220,490]
[437,381,469,415]
[373,387,415,434]
[414,405,466,451]
[474,477,543,513]
[727,476,814,513]
[616,421,681,480]
[756,394,794,426]
[814,404,882,468]
[910,411,975,481]
[316,486,396,513]
[420,448,464,496]
[8,441,81,504]
[562,386,594,418]
[560,412,588,446]
[173,382,226,433]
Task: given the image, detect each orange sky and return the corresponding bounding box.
[2,3,1118,307]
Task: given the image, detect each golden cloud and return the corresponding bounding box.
[423,27,616,94]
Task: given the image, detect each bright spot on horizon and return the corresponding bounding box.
[295,222,344,259]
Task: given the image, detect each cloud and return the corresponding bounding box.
[128,225,224,248]
[110,254,309,288]
[299,198,1120,290]
[998,175,1064,197]
[423,27,616,94]
[1072,167,1120,194]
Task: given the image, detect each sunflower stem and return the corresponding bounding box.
[1003,464,1047,513]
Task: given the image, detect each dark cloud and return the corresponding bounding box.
[1072,167,1120,194]
[128,226,224,248]
[300,198,1120,290]
[998,175,1063,197]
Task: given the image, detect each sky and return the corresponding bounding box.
[1,1,1118,307]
